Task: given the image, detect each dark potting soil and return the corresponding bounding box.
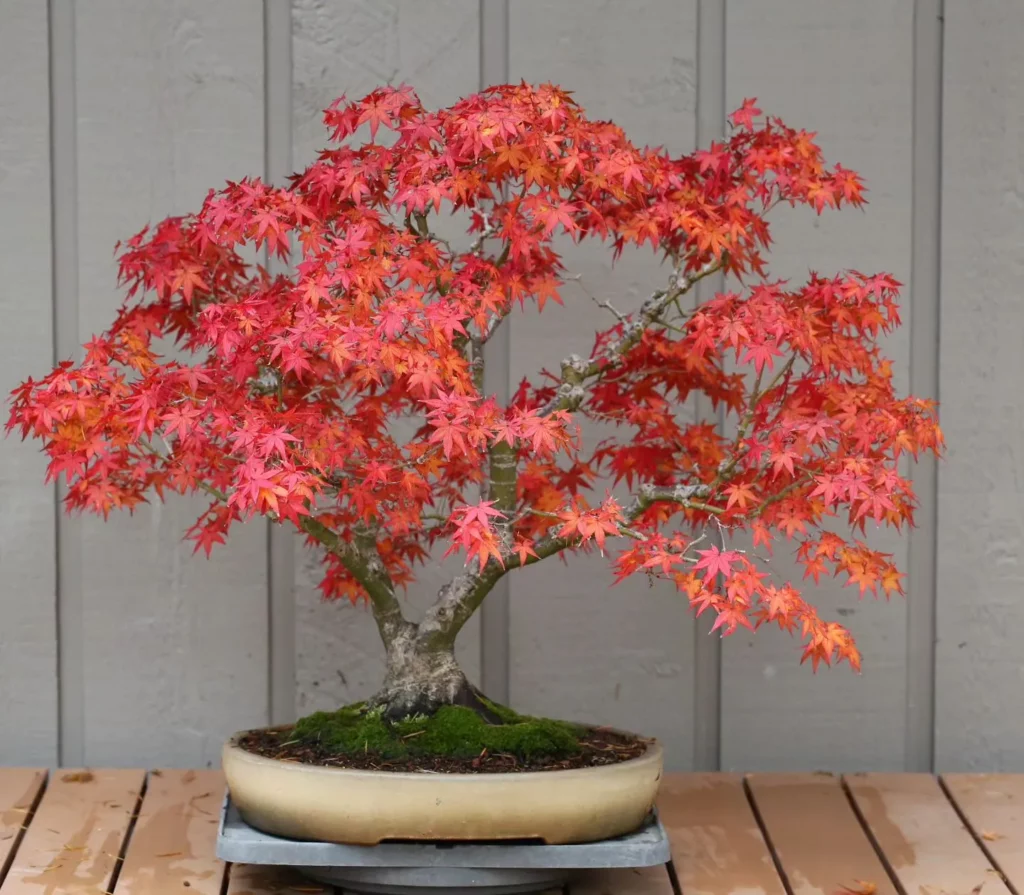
[237,723,649,774]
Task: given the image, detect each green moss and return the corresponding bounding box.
[291,700,584,761]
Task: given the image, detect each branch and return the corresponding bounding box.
[623,482,720,521]
[299,515,413,645]
[420,258,726,648]
[710,353,797,490]
[139,437,412,646]
[420,422,521,648]
[419,339,521,650]
[420,479,720,649]
[418,530,571,650]
[539,257,723,417]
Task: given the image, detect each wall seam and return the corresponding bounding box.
[905,0,943,773]
[48,0,83,768]
[478,0,511,705]
[264,0,296,726]
[692,0,727,772]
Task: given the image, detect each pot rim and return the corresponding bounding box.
[224,725,663,783]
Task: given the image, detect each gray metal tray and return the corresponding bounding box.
[216,794,672,869]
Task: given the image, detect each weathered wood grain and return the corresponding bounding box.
[746,773,898,895]
[113,770,225,895]
[0,770,143,895]
[847,773,1009,895]
[942,774,1024,888]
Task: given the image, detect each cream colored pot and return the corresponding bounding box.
[222,730,663,846]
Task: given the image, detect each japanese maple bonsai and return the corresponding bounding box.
[8,84,940,843]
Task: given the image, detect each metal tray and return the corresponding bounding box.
[216,793,672,869]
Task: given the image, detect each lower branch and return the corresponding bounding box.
[299,515,413,646]
[419,530,575,650]
[421,479,725,648]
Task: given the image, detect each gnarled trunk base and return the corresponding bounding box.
[367,635,503,724]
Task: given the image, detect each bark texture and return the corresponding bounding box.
[367,627,502,723]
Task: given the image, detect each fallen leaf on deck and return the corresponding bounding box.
[837,882,877,895]
[61,771,94,783]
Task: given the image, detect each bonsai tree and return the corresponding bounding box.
[8,84,941,730]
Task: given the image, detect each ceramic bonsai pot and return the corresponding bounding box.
[222,729,663,846]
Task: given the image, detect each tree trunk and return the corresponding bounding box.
[367,627,503,724]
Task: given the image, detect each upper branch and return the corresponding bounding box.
[623,482,718,521]
[539,257,723,417]
[420,258,726,645]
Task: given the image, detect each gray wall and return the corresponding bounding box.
[0,0,1018,773]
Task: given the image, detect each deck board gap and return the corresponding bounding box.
[0,772,49,888]
[219,860,232,895]
[106,771,149,895]
[937,775,1020,895]
[741,775,795,895]
[664,859,683,895]
[839,775,909,895]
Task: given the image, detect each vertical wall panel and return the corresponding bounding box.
[0,0,59,765]
[721,0,915,771]
[290,0,483,717]
[75,1,269,767]
[905,0,943,773]
[0,0,1018,773]
[507,0,700,771]
[264,0,297,728]
[478,0,512,711]
[691,0,727,771]
[936,2,1024,771]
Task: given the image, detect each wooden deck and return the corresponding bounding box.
[0,769,1020,894]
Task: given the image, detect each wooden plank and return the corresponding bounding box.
[663,774,785,895]
[0,0,59,767]
[0,771,47,880]
[291,0,484,718]
[74,0,269,767]
[942,774,1024,889]
[847,773,1010,895]
[936,0,1024,773]
[720,0,914,773]
[507,0,700,771]
[575,772,785,894]
[225,865,331,895]
[112,770,225,895]
[0,769,143,895]
[746,773,898,895]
